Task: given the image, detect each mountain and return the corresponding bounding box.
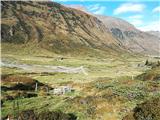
[66,5,160,55]
[95,15,160,55]
[146,31,160,38]
[1,1,122,55]
[2,1,159,56]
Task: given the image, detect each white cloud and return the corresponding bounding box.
[137,21,160,31]
[128,15,143,19]
[87,4,100,11]
[127,14,143,27]
[129,19,143,26]
[87,4,106,15]
[114,3,145,15]
[152,6,160,13]
[93,6,106,14]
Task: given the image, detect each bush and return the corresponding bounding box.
[5,109,77,120]
[123,97,160,120]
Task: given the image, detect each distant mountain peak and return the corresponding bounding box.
[94,15,160,55]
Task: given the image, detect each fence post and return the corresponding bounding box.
[35,82,38,92]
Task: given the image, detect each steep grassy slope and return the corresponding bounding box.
[1,1,122,55]
[65,5,160,55]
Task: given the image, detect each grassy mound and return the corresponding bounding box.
[123,97,160,120]
[1,75,44,90]
[2,110,77,120]
[136,66,160,81]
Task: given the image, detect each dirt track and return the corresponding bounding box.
[1,61,88,75]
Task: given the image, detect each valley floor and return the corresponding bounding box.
[1,53,160,120]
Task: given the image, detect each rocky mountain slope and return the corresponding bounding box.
[66,5,160,55]
[147,31,160,38]
[96,15,160,55]
[2,1,159,56]
[1,1,122,55]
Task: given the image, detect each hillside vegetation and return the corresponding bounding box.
[1,1,160,120]
[1,1,123,55]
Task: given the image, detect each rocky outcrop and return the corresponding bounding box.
[146,31,160,38]
[95,15,160,55]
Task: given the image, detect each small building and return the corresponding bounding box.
[51,86,72,95]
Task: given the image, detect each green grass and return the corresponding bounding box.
[1,52,160,120]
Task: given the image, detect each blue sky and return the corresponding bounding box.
[53,0,160,31]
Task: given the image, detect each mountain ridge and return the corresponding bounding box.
[95,15,160,55]
[1,1,160,56]
[1,1,123,55]
[66,4,160,55]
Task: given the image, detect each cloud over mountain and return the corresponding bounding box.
[114,3,145,15]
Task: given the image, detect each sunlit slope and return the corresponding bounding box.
[1,1,123,55]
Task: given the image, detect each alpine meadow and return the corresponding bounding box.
[1,1,160,120]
